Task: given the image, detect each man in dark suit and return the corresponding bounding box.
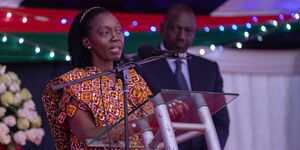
[133,3,229,150]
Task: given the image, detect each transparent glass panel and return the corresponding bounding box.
[87,89,239,148]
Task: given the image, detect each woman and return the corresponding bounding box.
[42,7,187,150]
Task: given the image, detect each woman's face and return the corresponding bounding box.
[84,12,124,64]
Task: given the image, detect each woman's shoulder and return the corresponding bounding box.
[129,68,144,82]
[43,67,89,92]
[129,68,138,75]
[57,67,88,82]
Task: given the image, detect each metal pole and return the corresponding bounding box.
[192,94,221,150]
[197,106,221,150]
[122,69,130,150]
[134,118,155,150]
[152,94,178,150]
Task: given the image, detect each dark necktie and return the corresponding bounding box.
[174,60,189,90]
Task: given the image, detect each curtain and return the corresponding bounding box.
[189,47,300,150]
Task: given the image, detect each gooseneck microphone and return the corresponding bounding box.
[138,45,187,59]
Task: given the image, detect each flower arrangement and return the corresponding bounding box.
[0,65,44,150]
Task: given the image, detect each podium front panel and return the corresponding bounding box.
[86,90,238,148]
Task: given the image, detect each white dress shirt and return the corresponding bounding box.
[160,43,192,90]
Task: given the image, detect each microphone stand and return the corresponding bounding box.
[51,55,171,150]
[120,69,130,150]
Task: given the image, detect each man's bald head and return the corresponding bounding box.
[164,4,195,23]
[160,4,196,53]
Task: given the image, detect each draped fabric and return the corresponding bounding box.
[189,47,300,150]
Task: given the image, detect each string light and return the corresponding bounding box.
[219,25,225,31]
[124,31,130,37]
[0,33,69,61]
[294,13,300,20]
[2,36,7,42]
[18,38,24,44]
[279,14,284,20]
[204,26,210,32]
[61,19,67,24]
[210,44,216,51]
[257,35,263,42]
[35,46,41,53]
[252,16,258,22]
[236,42,242,49]
[34,16,49,22]
[244,31,249,38]
[1,11,298,62]
[6,12,12,18]
[217,45,224,51]
[65,55,71,61]
[246,23,252,29]
[261,25,267,32]
[272,20,278,26]
[231,24,238,30]
[50,51,55,58]
[150,26,156,32]
[22,17,28,23]
[131,21,138,26]
[199,49,205,55]
[286,24,291,30]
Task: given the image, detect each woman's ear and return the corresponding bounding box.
[82,38,92,50]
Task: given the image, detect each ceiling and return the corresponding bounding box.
[20,0,227,15]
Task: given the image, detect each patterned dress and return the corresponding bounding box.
[42,66,153,150]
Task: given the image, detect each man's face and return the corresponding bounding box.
[160,11,196,53]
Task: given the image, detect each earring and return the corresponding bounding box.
[87,46,91,50]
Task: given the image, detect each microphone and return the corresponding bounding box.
[138,45,186,59]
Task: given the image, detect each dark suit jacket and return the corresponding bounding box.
[132,52,229,150]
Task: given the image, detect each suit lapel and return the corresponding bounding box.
[151,58,180,89]
[188,56,203,91]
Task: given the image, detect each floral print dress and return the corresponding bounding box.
[42,66,153,150]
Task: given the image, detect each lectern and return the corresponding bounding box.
[86,89,238,150]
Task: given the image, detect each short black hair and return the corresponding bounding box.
[68,7,111,68]
[164,3,195,22]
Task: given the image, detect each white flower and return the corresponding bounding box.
[9,82,20,93]
[17,108,26,118]
[0,65,6,75]
[0,107,6,117]
[0,83,6,94]
[26,128,45,145]
[0,74,11,85]
[17,117,30,130]
[27,111,38,122]
[17,108,38,122]
[20,88,32,101]
[0,91,14,107]
[0,123,9,136]
[0,66,45,146]
[7,72,21,84]
[3,115,16,127]
[13,131,27,146]
[0,134,11,145]
[31,116,42,128]
[13,92,22,106]
[23,100,36,110]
